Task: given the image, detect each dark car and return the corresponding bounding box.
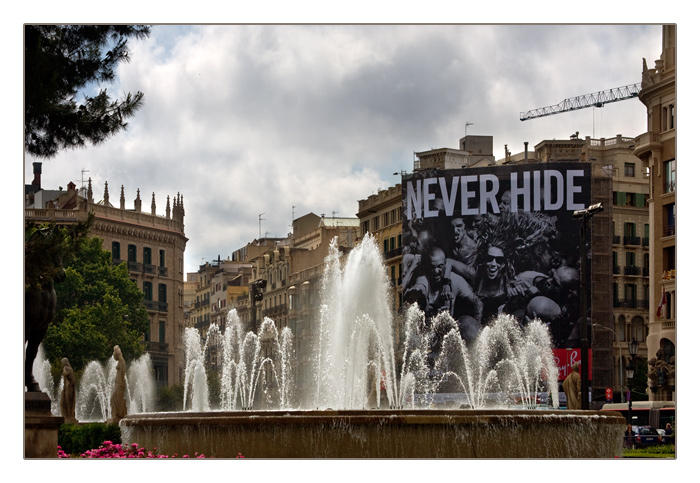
[632,426,663,448]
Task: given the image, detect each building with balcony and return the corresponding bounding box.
[581,135,650,402]
[25,165,188,388]
[634,25,676,401]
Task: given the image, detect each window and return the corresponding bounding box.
[158,284,167,309]
[624,283,637,302]
[616,315,626,342]
[624,163,635,177]
[143,281,153,301]
[112,242,121,262]
[128,244,137,262]
[664,203,675,235]
[630,316,645,342]
[625,252,636,267]
[159,321,165,343]
[663,104,675,131]
[624,222,636,238]
[663,246,675,272]
[664,160,676,193]
[362,220,370,235]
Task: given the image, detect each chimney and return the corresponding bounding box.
[32,162,42,189]
[524,142,529,162]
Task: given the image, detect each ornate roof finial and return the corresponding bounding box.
[87,177,93,203]
[103,181,109,206]
[151,192,156,215]
[166,195,171,219]
[120,185,125,210]
[134,188,142,212]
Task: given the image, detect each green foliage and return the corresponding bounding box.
[629,357,649,400]
[624,444,675,458]
[58,422,121,456]
[155,384,184,412]
[44,235,148,371]
[24,25,150,158]
[25,218,91,292]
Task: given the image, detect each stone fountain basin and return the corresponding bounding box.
[121,408,625,458]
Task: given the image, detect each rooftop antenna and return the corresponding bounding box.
[464,122,474,150]
[81,168,90,190]
[465,121,473,137]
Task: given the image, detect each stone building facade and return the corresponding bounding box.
[634,24,676,401]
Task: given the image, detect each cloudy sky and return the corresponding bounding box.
[23,23,664,274]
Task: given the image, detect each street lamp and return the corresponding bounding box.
[626,337,639,424]
[572,202,603,410]
[592,323,624,402]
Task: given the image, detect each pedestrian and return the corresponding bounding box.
[624,424,635,448]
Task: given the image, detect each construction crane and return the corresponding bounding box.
[520,83,641,121]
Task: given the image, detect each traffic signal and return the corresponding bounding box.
[252,279,267,302]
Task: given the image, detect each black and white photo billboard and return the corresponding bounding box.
[402,162,591,350]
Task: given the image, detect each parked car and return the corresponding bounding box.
[632,426,663,448]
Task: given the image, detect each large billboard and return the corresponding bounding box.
[402,162,591,350]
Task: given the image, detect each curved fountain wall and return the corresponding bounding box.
[121,409,624,458]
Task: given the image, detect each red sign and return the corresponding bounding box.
[552,348,593,381]
[605,388,613,401]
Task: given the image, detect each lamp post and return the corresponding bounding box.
[592,323,624,402]
[572,202,603,410]
[626,337,639,424]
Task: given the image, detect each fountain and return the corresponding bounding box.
[120,234,624,457]
[33,349,156,422]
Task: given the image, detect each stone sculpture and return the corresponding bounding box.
[563,362,581,409]
[110,345,128,423]
[60,358,77,423]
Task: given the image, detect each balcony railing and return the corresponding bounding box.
[144,300,168,312]
[613,298,648,309]
[383,247,403,260]
[613,235,621,245]
[128,260,143,272]
[624,265,641,276]
[613,265,620,274]
[147,341,169,353]
[623,236,641,246]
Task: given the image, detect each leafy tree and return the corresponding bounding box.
[44,236,149,372]
[25,25,150,158]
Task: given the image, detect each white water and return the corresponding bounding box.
[33,348,156,421]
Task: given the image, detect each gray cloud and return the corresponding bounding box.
[25,24,662,274]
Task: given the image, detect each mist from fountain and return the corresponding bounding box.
[182,312,294,411]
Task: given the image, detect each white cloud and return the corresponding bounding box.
[24,24,663,274]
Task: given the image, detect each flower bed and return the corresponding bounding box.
[57,440,244,458]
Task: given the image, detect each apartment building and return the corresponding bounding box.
[634,25,676,401]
